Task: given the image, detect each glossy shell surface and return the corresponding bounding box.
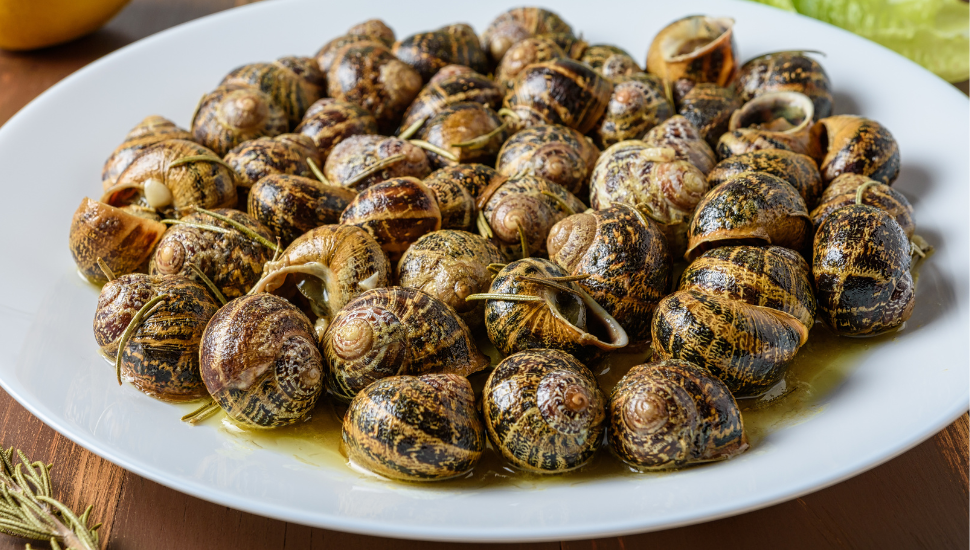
[480,7,573,64]
[392,24,488,82]
[191,84,289,156]
[102,116,194,191]
[707,149,823,208]
[677,83,741,149]
[221,60,324,128]
[247,174,357,247]
[223,134,317,189]
[641,115,717,175]
[496,124,600,195]
[417,102,508,167]
[810,174,914,237]
[503,59,613,135]
[69,198,167,284]
[295,98,379,160]
[592,73,673,149]
[736,51,833,120]
[422,164,501,231]
[324,135,431,192]
[810,115,900,185]
[398,70,502,134]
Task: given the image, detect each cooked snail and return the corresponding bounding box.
[393,23,488,82]
[503,58,613,134]
[102,116,193,191]
[719,91,815,158]
[247,174,357,246]
[422,164,502,231]
[495,124,600,196]
[324,134,431,192]
[191,84,288,156]
[415,102,508,167]
[715,127,803,160]
[223,133,318,192]
[641,115,717,175]
[811,174,914,236]
[221,59,324,128]
[707,148,823,208]
[69,198,167,284]
[494,36,565,91]
[398,69,502,137]
[646,15,739,87]
[294,98,379,161]
[809,115,900,185]
[580,44,642,82]
[736,51,833,120]
[275,55,327,90]
[591,74,673,149]
[315,19,396,81]
[676,83,741,148]
[480,7,574,65]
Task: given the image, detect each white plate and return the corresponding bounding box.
[0,0,967,542]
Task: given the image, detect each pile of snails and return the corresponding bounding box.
[69,8,927,482]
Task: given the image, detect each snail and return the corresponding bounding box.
[102,116,194,191]
[544,32,588,59]
[220,59,325,128]
[324,134,431,192]
[339,177,442,262]
[344,18,394,44]
[321,287,489,402]
[719,91,815,158]
[589,142,708,258]
[811,174,914,237]
[685,172,812,261]
[808,115,900,185]
[397,229,506,330]
[422,164,502,231]
[315,21,396,80]
[294,98,379,161]
[707,149,824,208]
[415,102,509,167]
[326,41,423,133]
[476,173,586,260]
[393,23,488,82]
[222,133,318,197]
[397,68,502,137]
[482,349,605,473]
[101,139,237,216]
[494,36,565,91]
[547,205,672,349]
[469,258,629,362]
[200,293,324,428]
[94,273,219,401]
[275,55,327,90]
[69,198,168,284]
[676,83,741,149]
[715,128,803,160]
[736,51,833,120]
[580,44,642,82]
[591,73,673,149]
[250,224,391,336]
[503,58,613,135]
[641,115,717,175]
[608,359,747,470]
[495,124,600,196]
[479,7,574,65]
[646,15,739,88]
[342,373,485,481]
[191,84,288,157]
[247,174,357,247]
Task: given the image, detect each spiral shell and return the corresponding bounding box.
[69,198,167,284]
[223,133,318,191]
[811,174,914,237]
[736,51,833,120]
[221,60,324,128]
[398,69,503,135]
[724,91,814,157]
[324,135,431,192]
[676,83,741,148]
[715,127,803,160]
[591,73,673,149]
[608,359,747,470]
[295,98,379,160]
[422,164,502,231]
[275,56,327,90]
[346,19,395,45]
[343,373,485,481]
[646,15,739,87]
[315,19,396,80]
[247,174,357,247]
[707,149,823,208]
[416,102,509,167]
[340,177,442,262]
[482,349,605,473]
[580,44,642,82]
[503,59,613,134]
[641,115,717,175]
[393,23,488,82]
[496,124,600,196]
[494,36,565,91]
[102,116,194,191]
[480,7,574,65]
[809,115,900,185]
[191,84,288,156]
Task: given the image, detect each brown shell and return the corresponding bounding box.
[342,373,485,481]
[813,205,914,336]
[200,293,324,428]
[416,102,509,167]
[221,60,324,128]
[94,273,219,402]
[398,70,503,135]
[495,124,600,196]
[326,42,423,133]
[347,19,395,46]
[422,164,502,231]
[315,35,381,76]
[641,115,717,175]
[69,198,167,284]
[809,115,900,185]
[223,133,318,190]
[275,56,328,90]
[324,135,431,192]
[707,149,823,208]
[480,7,574,65]
[591,73,674,149]
[392,24,488,82]
[191,84,289,157]
[677,83,741,148]
[646,16,739,87]
[547,205,672,348]
[685,172,812,261]
[736,51,833,120]
[294,98,379,161]
[543,32,588,60]
[340,177,442,263]
[397,230,505,330]
[608,359,747,470]
[580,44,643,82]
[247,174,357,247]
[727,91,815,156]
[503,59,613,135]
[102,116,194,191]
[811,174,914,237]
[482,349,605,473]
[322,287,489,402]
[494,36,565,91]
[715,127,803,160]
[149,209,274,299]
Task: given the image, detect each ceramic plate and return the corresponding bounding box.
[0,0,966,542]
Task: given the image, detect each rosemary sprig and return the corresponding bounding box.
[0,447,100,550]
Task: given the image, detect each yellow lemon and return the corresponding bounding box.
[0,0,131,51]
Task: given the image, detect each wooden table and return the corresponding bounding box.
[1,2,967,548]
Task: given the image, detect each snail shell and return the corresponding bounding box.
[736,51,833,120]
[641,115,717,175]
[724,91,815,156]
[397,229,506,330]
[342,373,485,481]
[322,287,489,402]
[591,73,673,149]
[191,84,289,157]
[547,205,672,348]
[275,55,327,90]
[495,124,600,196]
[482,349,605,473]
[811,174,914,237]
[676,83,741,149]
[398,69,503,135]
[422,164,502,231]
[247,174,357,247]
[685,172,812,261]
[503,58,613,135]
[809,115,900,185]
[480,7,574,65]
[393,23,488,82]
[608,359,747,470]
[295,98,379,161]
[150,208,274,299]
[416,102,509,167]
[102,116,194,191]
[223,133,318,191]
[201,293,324,428]
[94,273,219,402]
[345,19,395,45]
[707,149,823,208]
[715,127,803,160]
[324,134,431,192]
[483,258,629,362]
[580,44,642,82]
[544,32,588,59]
[69,198,167,284]
[340,177,442,263]
[813,205,914,336]
[646,15,739,87]
[221,60,324,128]
[494,36,565,91]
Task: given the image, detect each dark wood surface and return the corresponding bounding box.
[0,1,967,548]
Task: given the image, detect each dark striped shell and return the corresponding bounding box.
[322,287,489,402]
[810,174,914,237]
[416,102,508,167]
[247,174,357,247]
[94,273,219,402]
[608,359,747,470]
[200,294,324,428]
[707,149,823,208]
[715,127,802,160]
[580,44,642,82]
[809,115,900,185]
[294,98,379,160]
[482,258,629,362]
[398,70,503,135]
[342,374,485,481]
[676,83,741,149]
[547,205,672,348]
[392,24,488,82]
[686,172,812,261]
[591,73,673,149]
[494,36,565,91]
[223,134,318,190]
[503,59,613,134]
[397,230,506,330]
[191,84,288,157]
[544,32,588,59]
[324,135,431,192]
[422,164,502,231]
[102,116,194,191]
[150,209,273,299]
[736,51,833,120]
[275,56,327,90]
[482,349,605,473]
[642,115,717,175]
[69,198,167,284]
[480,7,574,64]
[646,16,739,87]
[221,60,324,128]
[315,19,396,76]
[495,124,600,195]
[813,205,914,336]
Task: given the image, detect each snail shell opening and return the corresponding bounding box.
[729,91,814,138]
[659,17,735,62]
[544,283,630,351]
